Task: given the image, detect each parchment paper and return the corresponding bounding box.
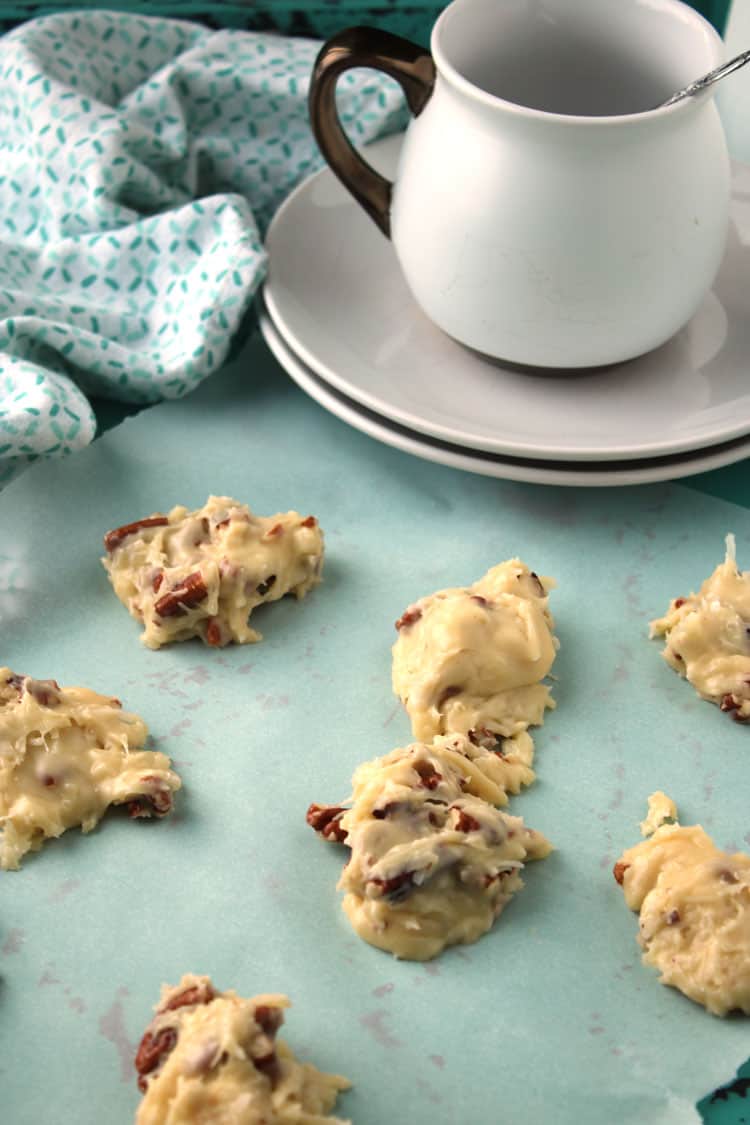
[0,331,748,1124]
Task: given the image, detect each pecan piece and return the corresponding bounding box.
[306,803,348,843]
[300,515,317,528]
[452,806,481,833]
[254,1004,284,1037]
[369,870,417,901]
[104,516,168,553]
[425,798,448,816]
[154,572,208,618]
[135,1027,177,1091]
[413,759,442,790]
[249,1003,284,1086]
[25,678,61,708]
[719,693,750,720]
[263,523,283,540]
[666,909,681,925]
[613,860,630,885]
[467,726,499,751]
[254,1051,280,1085]
[372,802,400,820]
[720,693,750,721]
[395,606,422,631]
[256,574,276,597]
[160,981,215,1013]
[205,617,224,647]
[128,776,174,818]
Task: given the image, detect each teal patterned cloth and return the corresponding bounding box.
[0,10,407,486]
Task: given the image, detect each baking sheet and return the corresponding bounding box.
[1,329,749,1124]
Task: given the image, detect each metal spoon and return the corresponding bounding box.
[661,47,750,107]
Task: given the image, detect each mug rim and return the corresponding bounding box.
[430,0,726,125]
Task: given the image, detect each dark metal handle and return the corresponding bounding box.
[309,26,436,238]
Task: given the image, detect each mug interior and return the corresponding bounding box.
[433,0,724,116]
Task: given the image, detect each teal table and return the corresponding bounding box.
[687,460,750,506]
[1,3,748,1122]
[2,328,750,1125]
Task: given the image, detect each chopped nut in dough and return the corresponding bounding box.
[649,534,750,722]
[102,496,324,649]
[308,735,551,961]
[0,668,180,870]
[391,559,558,797]
[135,974,350,1125]
[614,795,750,1016]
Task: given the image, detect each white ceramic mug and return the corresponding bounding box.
[309,0,731,369]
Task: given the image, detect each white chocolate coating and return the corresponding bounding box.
[391,560,558,801]
[136,974,350,1125]
[102,496,324,649]
[311,735,551,961]
[0,668,180,870]
[615,798,750,1016]
[650,534,750,722]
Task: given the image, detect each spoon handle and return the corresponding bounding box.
[662,47,750,107]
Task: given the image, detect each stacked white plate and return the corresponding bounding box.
[259,134,750,487]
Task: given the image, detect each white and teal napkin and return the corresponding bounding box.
[0,10,406,486]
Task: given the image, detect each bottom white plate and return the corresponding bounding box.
[257,298,750,488]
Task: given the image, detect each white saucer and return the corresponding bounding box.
[257,298,750,487]
[264,133,750,464]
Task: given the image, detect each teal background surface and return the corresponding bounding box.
[2,333,750,1124]
[1,3,749,1123]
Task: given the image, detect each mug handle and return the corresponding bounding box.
[309,27,436,238]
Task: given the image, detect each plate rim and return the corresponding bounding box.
[257,296,750,488]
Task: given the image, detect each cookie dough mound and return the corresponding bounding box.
[135,974,350,1124]
[308,736,551,961]
[351,732,534,809]
[614,796,750,1016]
[0,668,180,870]
[102,496,324,649]
[392,560,558,758]
[650,533,750,722]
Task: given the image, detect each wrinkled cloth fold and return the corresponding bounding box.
[0,10,407,486]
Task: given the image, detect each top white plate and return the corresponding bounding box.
[264,134,750,463]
